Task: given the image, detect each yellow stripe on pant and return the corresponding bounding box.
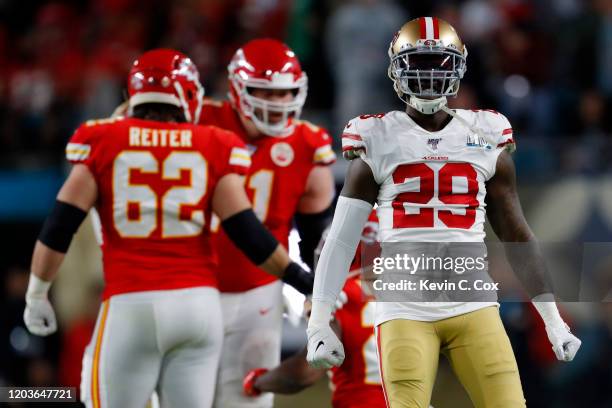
[92,301,110,408]
[377,306,526,408]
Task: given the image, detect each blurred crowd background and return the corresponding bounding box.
[0,0,611,407]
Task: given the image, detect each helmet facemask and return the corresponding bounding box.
[232,74,308,137]
[388,40,467,114]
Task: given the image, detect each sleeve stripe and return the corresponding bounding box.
[66,143,91,161]
[497,138,515,148]
[229,156,251,167]
[313,145,336,163]
[229,147,252,167]
[230,147,250,157]
[342,133,362,141]
[314,151,336,159]
[342,145,366,154]
[502,128,513,136]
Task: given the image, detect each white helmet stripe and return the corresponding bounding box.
[424,17,435,39]
[129,92,181,108]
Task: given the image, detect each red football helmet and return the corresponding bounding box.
[128,49,204,123]
[228,39,308,137]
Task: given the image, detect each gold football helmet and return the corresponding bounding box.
[388,17,467,113]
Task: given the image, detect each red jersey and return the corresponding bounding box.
[331,276,386,408]
[66,116,250,299]
[200,99,336,292]
[329,210,383,408]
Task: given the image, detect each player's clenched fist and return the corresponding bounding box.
[306,325,345,369]
[23,274,57,336]
[545,323,581,362]
[532,294,582,362]
[243,368,268,397]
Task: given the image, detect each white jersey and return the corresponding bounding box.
[342,109,515,322]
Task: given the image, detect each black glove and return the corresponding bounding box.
[282,262,314,295]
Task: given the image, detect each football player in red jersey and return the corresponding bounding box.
[199,39,336,408]
[23,49,315,408]
[242,212,386,408]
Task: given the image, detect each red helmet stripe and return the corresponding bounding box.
[433,17,440,39]
[419,17,427,39]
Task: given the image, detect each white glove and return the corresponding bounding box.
[306,300,345,369]
[544,323,581,362]
[303,291,348,320]
[23,274,57,336]
[532,294,581,362]
[306,324,345,369]
[24,297,57,336]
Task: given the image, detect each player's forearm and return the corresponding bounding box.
[258,245,290,277]
[254,352,325,394]
[31,197,89,284]
[531,293,565,327]
[503,235,553,298]
[310,196,373,323]
[30,241,65,283]
[221,210,313,294]
[257,245,290,277]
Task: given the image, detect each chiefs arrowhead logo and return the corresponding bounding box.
[270,142,294,167]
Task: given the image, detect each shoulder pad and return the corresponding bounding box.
[84,117,121,128]
[297,120,336,165]
[471,109,515,153]
[340,114,386,160]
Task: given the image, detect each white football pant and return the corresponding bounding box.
[81,287,223,408]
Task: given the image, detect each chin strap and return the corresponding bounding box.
[408,96,448,115]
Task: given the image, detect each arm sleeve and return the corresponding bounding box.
[311,128,336,166]
[312,196,374,305]
[340,118,366,161]
[483,111,516,153]
[479,111,516,180]
[66,125,96,167]
[340,117,382,182]
[219,129,251,176]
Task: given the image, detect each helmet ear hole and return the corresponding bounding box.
[187,90,194,100]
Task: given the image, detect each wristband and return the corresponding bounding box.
[532,293,564,328]
[282,262,314,295]
[308,300,334,327]
[26,274,52,299]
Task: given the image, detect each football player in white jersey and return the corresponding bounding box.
[306,17,582,408]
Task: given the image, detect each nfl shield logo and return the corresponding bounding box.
[427,138,442,150]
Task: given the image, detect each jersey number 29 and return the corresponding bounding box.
[392,162,479,229]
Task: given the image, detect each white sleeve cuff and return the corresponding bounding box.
[532,293,565,328]
[26,273,52,299]
[312,195,373,305]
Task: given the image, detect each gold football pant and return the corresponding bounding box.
[376,306,526,408]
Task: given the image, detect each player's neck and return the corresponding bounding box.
[132,104,186,123]
[405,106,452,132]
